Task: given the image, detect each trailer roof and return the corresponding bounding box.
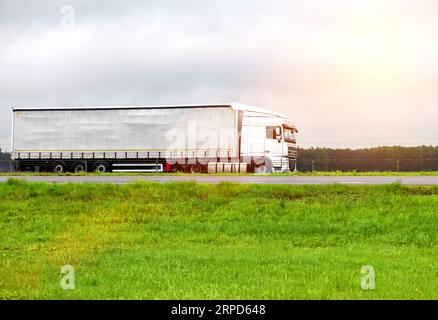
[12,103,287,119]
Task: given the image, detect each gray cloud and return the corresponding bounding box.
[1,0,438,150]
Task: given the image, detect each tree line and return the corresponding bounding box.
[297,146,438,172]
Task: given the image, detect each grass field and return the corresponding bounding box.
[0,180,437,299]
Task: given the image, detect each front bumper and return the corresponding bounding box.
[270,156,291,172]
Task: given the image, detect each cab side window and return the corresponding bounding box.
[266,126,276,139]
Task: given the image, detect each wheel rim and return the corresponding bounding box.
[75,165,85,173]
[191,165,202,174]
[256,166,266,174]
[96,164,106,173]
[54,164,64,174]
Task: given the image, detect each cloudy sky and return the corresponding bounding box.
[1,0,438,151]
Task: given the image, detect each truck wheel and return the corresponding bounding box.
[190,164,202,174]
[74,163,86,173]
[53,163,65,174]
[289,159,297,172]
[94,163,108,173]
[255,165,267,174]
[255,159,272,174]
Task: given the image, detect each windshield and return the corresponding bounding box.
[283,128,296,143]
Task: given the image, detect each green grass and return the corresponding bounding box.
[0,180,437,299]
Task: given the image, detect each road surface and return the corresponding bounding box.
[1,175,438,185]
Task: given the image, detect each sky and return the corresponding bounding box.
[1,0,438,151]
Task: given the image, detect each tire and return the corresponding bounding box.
[289,159,297,173]
[190,164,203,174]
[94,163,108,173]
[53,162,65,174]
[255,159,273,174]
[254,165,267,174]
[74,163,86,174]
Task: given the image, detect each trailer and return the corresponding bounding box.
[11,103,298,173]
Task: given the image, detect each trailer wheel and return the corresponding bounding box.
[190,164,203,174]
[94,163,108,173]
[53,163,65,174]
[74,163,86,173]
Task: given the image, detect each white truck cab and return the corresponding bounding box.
[236,104,298,173]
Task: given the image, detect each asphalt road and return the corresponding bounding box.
[1,175,438,185]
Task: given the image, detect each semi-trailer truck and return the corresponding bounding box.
[11,103,298,173]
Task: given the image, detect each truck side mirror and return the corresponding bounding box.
[275,127,282,142]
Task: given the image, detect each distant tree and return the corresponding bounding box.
[0,149,11,172]
[0,149,11,160]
